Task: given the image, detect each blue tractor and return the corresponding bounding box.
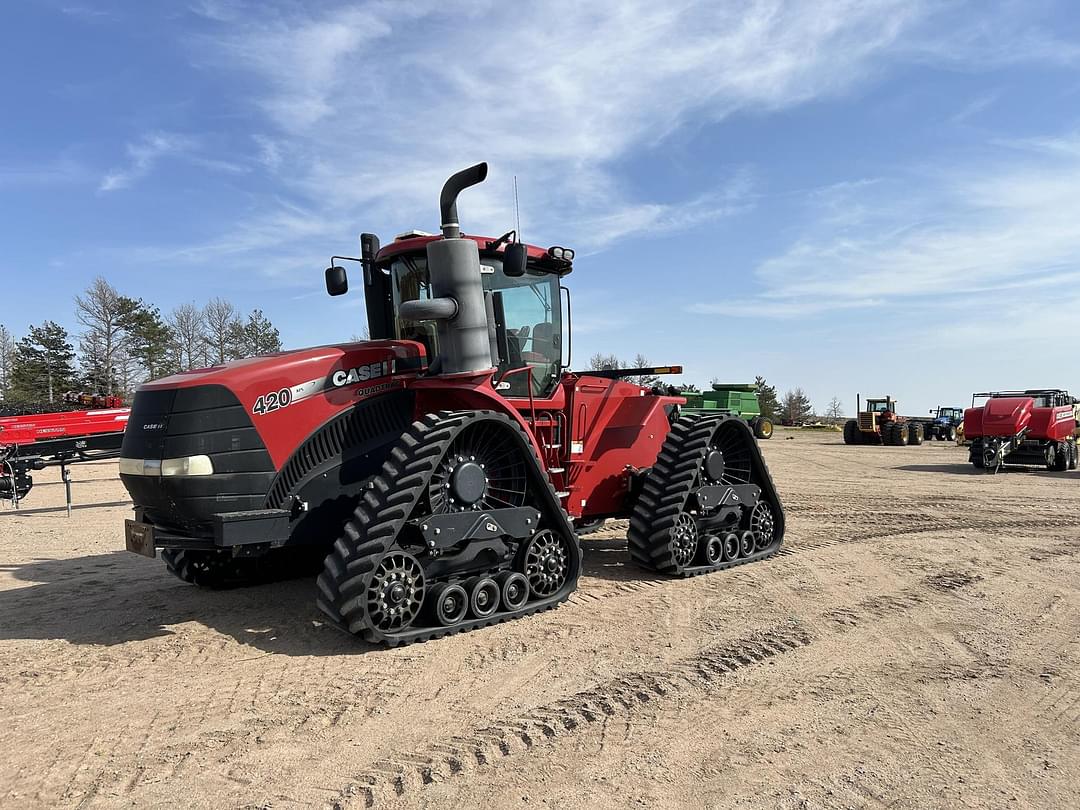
[923,406,963,442]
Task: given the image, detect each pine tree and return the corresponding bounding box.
[781,387,813,424]
[10,321,78,403]
[237,309,283,357]
[754,376,780,420]
[120,300,172,382]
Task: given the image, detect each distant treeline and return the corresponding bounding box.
[0,277,282,405]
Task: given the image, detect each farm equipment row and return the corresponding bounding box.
[117,162,785,647]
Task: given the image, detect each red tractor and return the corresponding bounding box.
[119,164,784,645]
[964,389,1078,472]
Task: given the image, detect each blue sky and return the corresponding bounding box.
[3,0,1080,415]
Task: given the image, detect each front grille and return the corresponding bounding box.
[858,413,874,431]
[120,384,274,533]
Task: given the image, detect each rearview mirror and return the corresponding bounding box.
[503,242,527,277]
[325,266,348,296]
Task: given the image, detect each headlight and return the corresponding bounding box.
[120,456,213,476]
[161,455,214,476]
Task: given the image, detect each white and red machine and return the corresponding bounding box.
[964,389,1077,472]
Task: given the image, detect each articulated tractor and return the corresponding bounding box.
[965,389,1077,472]
[119,163,785,645]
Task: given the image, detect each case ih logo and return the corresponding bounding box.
[330,360,391,388]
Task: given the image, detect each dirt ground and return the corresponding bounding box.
[2,430,1079,809]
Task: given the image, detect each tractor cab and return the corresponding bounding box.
[329,231,573,399]
[866,397,896,416]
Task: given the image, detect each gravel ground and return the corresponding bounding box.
[1,430,1078,809]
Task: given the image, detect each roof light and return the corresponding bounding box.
[547,246,575,261]
[394,230,434,241]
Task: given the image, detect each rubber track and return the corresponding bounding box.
[316,410,579,646]
[627,413,782,575]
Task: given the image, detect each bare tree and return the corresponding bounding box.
[0,324,15,399]
[825,396,844,421]
[588,352,621,371]
[168,303,206,371]
[74,277,128,395]
[626,353,660,387]
[203,297,242,365]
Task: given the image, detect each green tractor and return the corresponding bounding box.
[682,383,773,440]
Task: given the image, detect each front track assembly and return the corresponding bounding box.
[628,413,785,576]
[317,410,581,646]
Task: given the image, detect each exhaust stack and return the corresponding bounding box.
[399,162,495,377]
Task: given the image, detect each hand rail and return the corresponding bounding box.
[496,365,536,426]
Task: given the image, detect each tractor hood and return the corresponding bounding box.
[120,340,425,532]
[130,340,425,467]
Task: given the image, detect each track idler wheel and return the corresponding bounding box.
[749,501,777,552]
[739,531,755,558]
[523,529,572,597]
[367,551,426,633]
[466,576,501,619]
[496,571,529,610]
[427,582,469,627]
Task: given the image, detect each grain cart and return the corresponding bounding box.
[843,394,922,446]
[964,390,1077,472]
[682,383,773,439]
[118,163,785,646]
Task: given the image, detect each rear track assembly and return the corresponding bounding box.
[628,413,785,576]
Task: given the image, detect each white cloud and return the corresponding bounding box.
[181,0,935,255]
[715,133,1080,327]
[99,132,195,192]
[122,0,1080,286]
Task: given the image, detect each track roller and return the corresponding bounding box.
[466,576,501,619]
[700,535,724,566]
[428,582,469,626]
[496,571,530,610]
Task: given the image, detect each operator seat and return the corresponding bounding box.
[524,321,557,364]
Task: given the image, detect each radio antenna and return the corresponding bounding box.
[513,175,521,242]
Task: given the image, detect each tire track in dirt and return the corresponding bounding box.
[329,570,983,809]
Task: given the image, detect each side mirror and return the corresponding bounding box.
[503,242,527,277]
[325,266,348,296]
